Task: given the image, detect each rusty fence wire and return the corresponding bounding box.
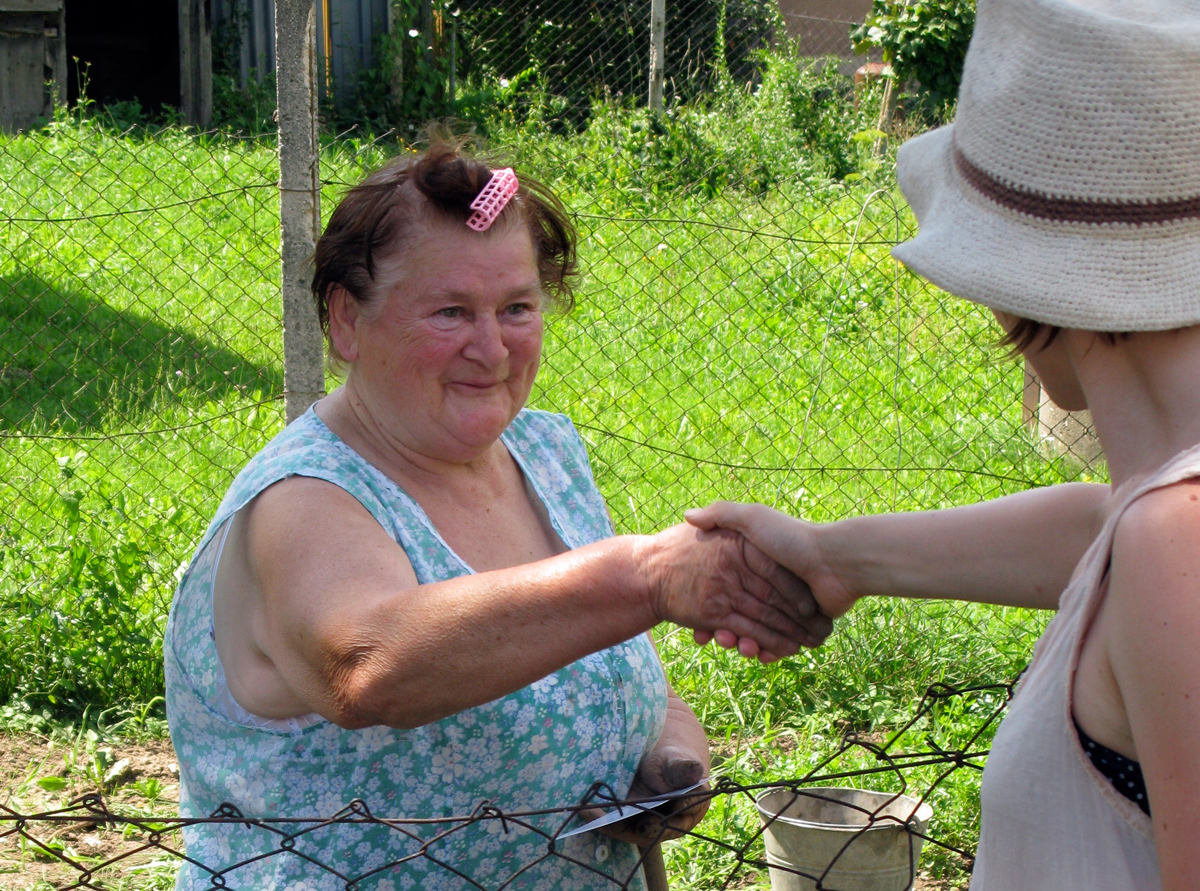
[1,682,1009,890]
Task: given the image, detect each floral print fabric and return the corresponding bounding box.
[165,407,668,891]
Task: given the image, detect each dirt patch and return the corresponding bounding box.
[0,731,181,890]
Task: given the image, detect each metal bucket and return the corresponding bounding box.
[754,787,932,891]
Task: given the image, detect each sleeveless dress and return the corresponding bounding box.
[971,442,1200,890]
[164,407,669,891]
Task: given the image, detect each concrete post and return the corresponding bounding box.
[276,0,326,422]
[648,0,665,112]
[1022,360,1040,429]
[1037,390,1103,469]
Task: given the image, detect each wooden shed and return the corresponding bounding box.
[0,0,66,132]
[212,0,389,104]
[776,0,873,58]
[1,0,210,131]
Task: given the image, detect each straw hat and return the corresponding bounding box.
[891,0,1200,331]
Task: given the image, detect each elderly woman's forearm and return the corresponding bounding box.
[310,536,660,728]
[246,483,806,729]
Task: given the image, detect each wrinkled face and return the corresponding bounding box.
[336,216,544,461]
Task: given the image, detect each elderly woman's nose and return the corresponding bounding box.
[463,312,510,365]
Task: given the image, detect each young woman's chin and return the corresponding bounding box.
[1042,384,1088,413]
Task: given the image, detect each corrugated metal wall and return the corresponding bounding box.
[212,0,388,103]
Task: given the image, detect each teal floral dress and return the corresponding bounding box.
[164,407,669,891]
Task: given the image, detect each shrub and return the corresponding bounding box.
[763,55,868,182]
[851,0,976,111]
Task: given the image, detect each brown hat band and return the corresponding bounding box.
[953,141,1200,226]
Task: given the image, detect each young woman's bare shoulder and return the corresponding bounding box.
[1116,478,1200,541]
[1110,479,1200,604]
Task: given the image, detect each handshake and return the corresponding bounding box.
[638,501,858,662]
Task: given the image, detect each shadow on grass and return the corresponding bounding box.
[0,271,282,431]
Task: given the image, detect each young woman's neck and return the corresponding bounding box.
[1072,325,1200,487]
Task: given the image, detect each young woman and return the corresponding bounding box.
[689,0,1200,888]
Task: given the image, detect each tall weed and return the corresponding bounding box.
[0,458,186,715]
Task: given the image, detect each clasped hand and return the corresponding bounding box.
[639,521,833,663]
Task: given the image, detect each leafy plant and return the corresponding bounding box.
[766,54,871,182]
[35,775,68,793]
[211,72,279,137]
[133,776,166,802]
[851,0,976,111]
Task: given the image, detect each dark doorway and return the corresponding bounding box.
[65,0,180,113]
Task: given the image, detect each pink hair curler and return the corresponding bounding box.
[466,168,519,232]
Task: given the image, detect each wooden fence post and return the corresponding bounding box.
[0,0,67,133]
[448,14,456,104]
[276,0,326,423]
[648,0,665,111]
[179,0,212,126]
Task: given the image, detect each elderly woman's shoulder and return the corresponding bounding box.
[238,410,346,480]
[207,409,392,540]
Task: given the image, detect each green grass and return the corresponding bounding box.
[0,98,1096,888]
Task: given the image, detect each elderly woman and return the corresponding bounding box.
[164,140,829,891]
[692,1,1200,889]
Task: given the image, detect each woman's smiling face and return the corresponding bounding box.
[333,215,544,462]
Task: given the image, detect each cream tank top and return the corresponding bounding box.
[971,443,1200,890]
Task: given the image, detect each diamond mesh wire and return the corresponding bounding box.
[0,682,1010,890]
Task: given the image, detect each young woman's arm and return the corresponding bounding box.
[1104,482,1200,891]
[686,482,1109,617]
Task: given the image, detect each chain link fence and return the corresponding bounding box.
[452,0,774,105]
[1,1,1100,888]
[1,682,1009,890]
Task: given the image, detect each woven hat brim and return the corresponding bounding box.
[891,126,1200,332]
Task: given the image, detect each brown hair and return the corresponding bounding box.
[998,317,1128,355]
[311,136,577,359]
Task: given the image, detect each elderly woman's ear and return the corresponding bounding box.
[327,284,363,364]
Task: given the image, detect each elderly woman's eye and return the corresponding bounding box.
[437,306,464,318]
